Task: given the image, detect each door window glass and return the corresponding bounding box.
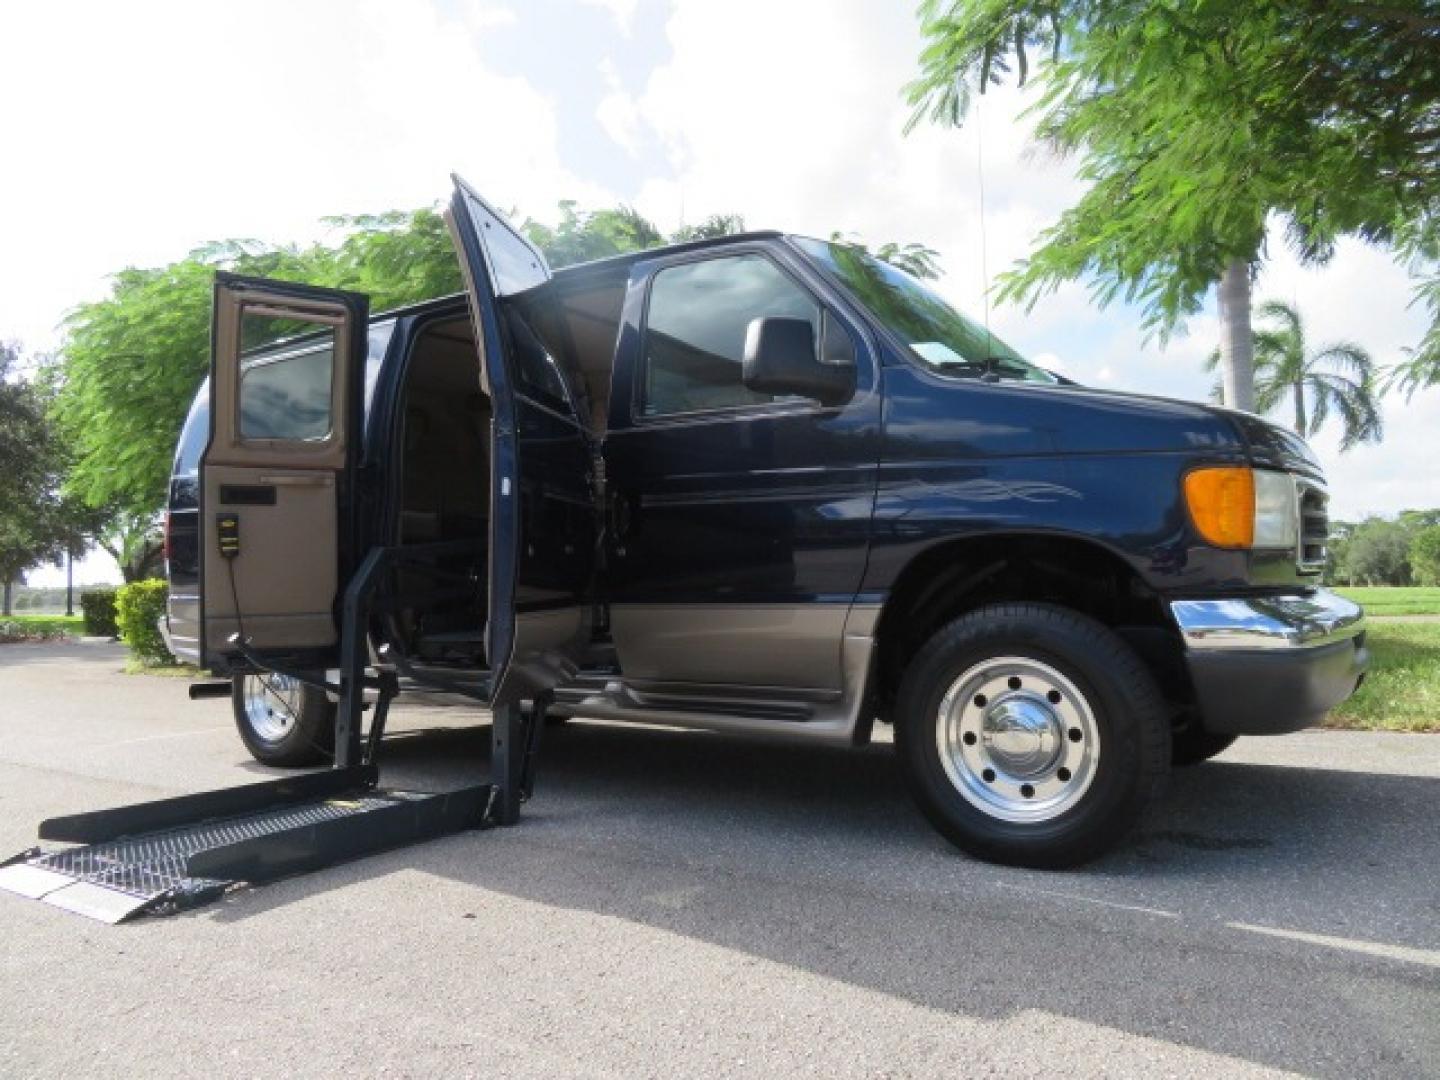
[503,300,577,416]
[238,311,336,440]
[642,254,819,417]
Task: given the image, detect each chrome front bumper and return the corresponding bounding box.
[1170,589,1365,651]
[1170,590,1368,735]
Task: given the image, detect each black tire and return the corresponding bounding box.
[894,603,1171,869]
[231,673,335,767]
[1171,728,1238,766]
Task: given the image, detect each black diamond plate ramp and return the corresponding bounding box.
[0,773,492,923]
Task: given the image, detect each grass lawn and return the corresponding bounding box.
[1335,587,1440,616]
[124,659,203,677]
[0,613,84,640]
[1326,622,1440,733]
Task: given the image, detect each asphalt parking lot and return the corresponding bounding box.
[1,640,1437,1078]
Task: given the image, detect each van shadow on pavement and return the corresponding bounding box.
[203,718,1440,1078]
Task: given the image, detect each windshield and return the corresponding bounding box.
[792,237,1058,385]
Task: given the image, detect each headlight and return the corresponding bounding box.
[1252,469,1299,549]
[1183,467,1297,550]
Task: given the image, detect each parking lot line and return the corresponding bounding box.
[102,726,232,748]
[992,880,1180,918]
[1229,921,1440,969]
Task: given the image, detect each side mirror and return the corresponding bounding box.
[742,316,855,408]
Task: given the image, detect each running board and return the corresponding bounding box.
[0,767,493,923]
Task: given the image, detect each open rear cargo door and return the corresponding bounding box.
[200,274,369,671]
[447,176,596,709]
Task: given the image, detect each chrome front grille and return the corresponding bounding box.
[1297,481,1328,573]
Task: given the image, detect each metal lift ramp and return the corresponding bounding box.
[0,704,541,923]
[0,769,493,923]
[0,547,547,924]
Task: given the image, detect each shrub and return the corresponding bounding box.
[115,579,174,666]
[1411,527,1440,588]
[80,587,120,637]
[0,620,71,644]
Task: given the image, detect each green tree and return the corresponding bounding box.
[829,232,943,281]
[322,209,463,310]
[1204,300,1382,450]
[1324,519,1356,585]
[0,343,97,613]
[1411,525,1440,587]
[671,213,749,244]
[93,510,164,584]
[51,243,323,520]
[1340,516,1416,587]
[906,1,1440,412]
[1399,508,1440,531]
[50,213,460,524]
[522,202,666,267]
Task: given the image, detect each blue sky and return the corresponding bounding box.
[2,0,1435,585]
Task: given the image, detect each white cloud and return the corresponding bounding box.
[630,2,1078,298]
[596,57,643,155]
[3,0,605,586]
[622,0,1437,517]
[0,0,608,351]
[458,0,519,30]
[580,0,639,36]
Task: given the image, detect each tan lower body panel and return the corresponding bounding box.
[202,463,339,653]
[609,603,858,690]
[556,608,879,745]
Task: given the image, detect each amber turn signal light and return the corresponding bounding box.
[1183,467,1255,548]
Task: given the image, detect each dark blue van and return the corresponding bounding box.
[164,177,1366,867]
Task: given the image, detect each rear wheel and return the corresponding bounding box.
[231,673,335,767]
[1171,728,1238,766]
[894,603,1171,868]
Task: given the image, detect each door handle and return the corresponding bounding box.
[258,473,334,487]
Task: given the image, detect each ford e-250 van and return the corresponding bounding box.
[163,177,1367,868]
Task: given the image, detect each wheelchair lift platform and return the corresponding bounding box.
[0,767,499,923]
[0,544,551,923]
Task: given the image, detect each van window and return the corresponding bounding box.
[239,321,336,440]
[174,319,393,478]
[504,302,576,417]
[792,237,1057,385]
[173,385,210,477]
[641,254,820,417]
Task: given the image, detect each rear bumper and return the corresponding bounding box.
[1170,590,1368,735]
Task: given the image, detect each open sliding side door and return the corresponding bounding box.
[447,175,596,709]
[200,273,369,670]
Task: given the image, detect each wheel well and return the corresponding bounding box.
[872,534,1193,722]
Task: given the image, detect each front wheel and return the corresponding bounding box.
[894,603,1171,869]
[232,673,335,767]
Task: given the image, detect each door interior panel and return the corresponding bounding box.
[448,176,597,706]
[200,275,367,668]
[201,463,338,648]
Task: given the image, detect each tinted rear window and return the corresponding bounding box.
[172,317,395,477]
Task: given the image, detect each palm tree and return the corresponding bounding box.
[1383,346,1440,402]
[1217,261,1256,412]
[1205,300,1383,451]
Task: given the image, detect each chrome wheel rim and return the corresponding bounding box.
[936,656,1100,824]
[242,673,301,743]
